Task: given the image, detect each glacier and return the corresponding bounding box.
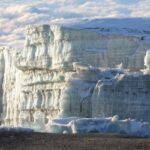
[0,18,150,136]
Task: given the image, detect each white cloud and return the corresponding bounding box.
[0,0,150,49]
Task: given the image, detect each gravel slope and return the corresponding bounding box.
[0,132,149,150]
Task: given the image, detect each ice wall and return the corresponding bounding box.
[92,73,150,121]
[1,23,150,130]
[15,25,150,70]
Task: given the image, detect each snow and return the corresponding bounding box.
[54,18,150,37]
[46,116,150,137]
[0,116,149,138]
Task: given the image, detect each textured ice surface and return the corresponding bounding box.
[0,19,150,133]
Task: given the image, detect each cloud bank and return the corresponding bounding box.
[0,0,150,48]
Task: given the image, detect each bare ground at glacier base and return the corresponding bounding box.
[0,132,149,150]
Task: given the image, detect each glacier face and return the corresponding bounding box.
[92,73,150,121]
[0,20,150,131]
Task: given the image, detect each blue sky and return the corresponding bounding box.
[115,0,140,4]
[0,0,150,48]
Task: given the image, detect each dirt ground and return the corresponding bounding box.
[0,132,149,150]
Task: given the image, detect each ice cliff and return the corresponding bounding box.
[0,19,150,133]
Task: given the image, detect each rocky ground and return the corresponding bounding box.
[0,132,149,150]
